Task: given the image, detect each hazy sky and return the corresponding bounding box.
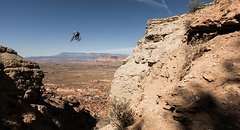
[0,0,213,57]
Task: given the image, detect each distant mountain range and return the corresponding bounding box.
[26,52,128,62]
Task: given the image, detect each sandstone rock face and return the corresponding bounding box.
[110,0,240,129]
[191,0,240,29]
[0,45,44,102]
[187,0,240,44]
[111,14,187,102]
[0,46,97,130]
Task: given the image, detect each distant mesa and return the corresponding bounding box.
[95,55,127,62]
[26,52,128,63]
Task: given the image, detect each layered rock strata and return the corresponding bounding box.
[110,0,240,129]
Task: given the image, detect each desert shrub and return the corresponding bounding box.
[185,20,192,29]
[109,98,135,130]
[188,0,203,12]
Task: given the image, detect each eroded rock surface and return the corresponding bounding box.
[0,45,44,102]
[0,46,97,130]
[109,0,240,129]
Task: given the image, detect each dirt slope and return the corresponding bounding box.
[109,0,240,129]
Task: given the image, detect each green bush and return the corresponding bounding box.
[188,0,203,12]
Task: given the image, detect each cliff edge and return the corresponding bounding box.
[110,0,240,129]
[0,45,97,130]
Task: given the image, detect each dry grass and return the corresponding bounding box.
[109,98,135,130]
[188,0,203,12]
[185,20,192,29]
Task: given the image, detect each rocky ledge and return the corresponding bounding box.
[0,45,97,130]
[109,0,240,129]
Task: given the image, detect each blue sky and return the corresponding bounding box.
[0,0,213,57]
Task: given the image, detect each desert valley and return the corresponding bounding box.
[1,0,240,130]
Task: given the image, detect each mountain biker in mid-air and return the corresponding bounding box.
[71,31,81,42]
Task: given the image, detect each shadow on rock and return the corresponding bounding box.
[0,63,97,130]
[223,57,240,85]
[0,45,98,130]
[0,92,97,130]
[27,100,97,130]
[170,91,240,130]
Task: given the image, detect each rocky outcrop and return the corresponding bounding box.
[110,0,240,129]
[187,0,240,44]
[191,0,240,28]
[0,46,97,130]
[0,45,44,102]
